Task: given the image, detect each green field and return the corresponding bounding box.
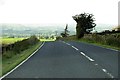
[40,38,56,42]
[2,38,25,45]
[1,37,56,45]
[2,42,42,76]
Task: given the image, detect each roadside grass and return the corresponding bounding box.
[59,35,120,51]
[2,42,42,76]
[79,39,120,51]
[2,38,25,45]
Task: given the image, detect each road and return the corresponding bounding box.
[3,41,118,78]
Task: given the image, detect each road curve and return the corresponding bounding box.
[3,41,118,78]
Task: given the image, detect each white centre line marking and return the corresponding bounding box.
[102,69,107,73]
[80,52,95,62]
[102,69,114,78]
[66,43,70,46]
[62,41,78,51]
[71,46,79,51]
[62,41,114,78]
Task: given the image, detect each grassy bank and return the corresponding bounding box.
[2,41,42,76]
[58,34,120,51]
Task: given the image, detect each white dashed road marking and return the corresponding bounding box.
[66,43,70,46]
[102,69,114,78]
[62,41,115,78]
[71,46,79,51]
[102,69,107,73]
[80,52,95,62]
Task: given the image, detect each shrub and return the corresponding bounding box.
[3,51,15,59]
[2,35,39,57]
[82,34,120,48]
[105,35,120,47]
[13,36,39,53]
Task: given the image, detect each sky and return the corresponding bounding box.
[0,0,119,25]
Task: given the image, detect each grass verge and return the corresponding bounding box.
[58,35,120,51]
[79,39,120,51]
[2,42,42,76]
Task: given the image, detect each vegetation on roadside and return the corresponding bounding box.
[57,12,120,51]
[2,36,39,54]
[72,13,96,38]
[2,36,41,76]
[81,33,120,50]
[57,33,120,50]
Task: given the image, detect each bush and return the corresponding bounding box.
[105,35,120,47]
[3,51,15,59]
[82,34,120,48]
[2,35,39,58]
[13,35,39,53]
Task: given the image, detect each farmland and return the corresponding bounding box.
[2,38,26,45]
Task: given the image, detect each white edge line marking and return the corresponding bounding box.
[66,43,70,46]
[83,42,119,52]
[105,47,119,52]
[86,44,119,52]
[98,46,119,52]
[71,46,79,51]
[80,52,94,62]
[0,42,45,79]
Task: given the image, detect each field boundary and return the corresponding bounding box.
[0,42,45,79]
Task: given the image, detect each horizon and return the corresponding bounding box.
[1,23,117,33]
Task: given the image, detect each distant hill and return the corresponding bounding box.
[0,24,75,37]
[0,23,116,37]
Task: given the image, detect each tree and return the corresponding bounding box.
[72,13,96,38]
[117,25,120,31]
[61,24,69,37]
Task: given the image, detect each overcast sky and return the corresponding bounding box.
[0,0,119,25]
